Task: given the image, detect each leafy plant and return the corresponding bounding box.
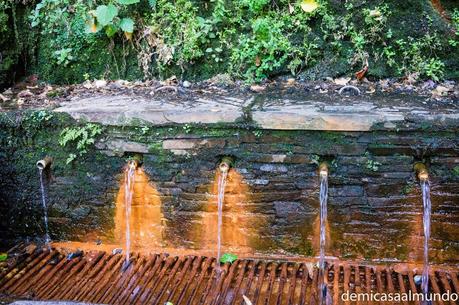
[231,16,291,82]
[21,110,54,138]
[449,9,459,47]
[0,253,7,262]
[310,154,320,165]
[59,123,103,164]
[220,253,238,264]
[252,130,263,137]
[54,48,74,66]
[19,0,459,83]
[453,166,459,177]
[242,0,269,14]
[365,159,381,172]
[87,1,136,39]
[182,124,192,134]
[388,34,445,81]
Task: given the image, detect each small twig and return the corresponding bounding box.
[339,85,361,96]
[154,85,178,94]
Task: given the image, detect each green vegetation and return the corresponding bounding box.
[364,152,381,172]
[219,252,238,264]
[0,253,7,261]
[0,0,458,86]
[453,166,459,177]
[59,123,104,163]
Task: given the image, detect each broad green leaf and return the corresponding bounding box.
[0,253,7,261]
[116,0,140,4]
[220,253,238,264]
[148,0,156,8]
[95,4,118,26]
[105,24,118,37]
[120,18,135,33]
[300,0,319,13]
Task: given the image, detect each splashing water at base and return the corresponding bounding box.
[38,168,51,248]
[124,163,136,265]
[216,169,228,272]
[421,179,431,304]
[318,171,331,305]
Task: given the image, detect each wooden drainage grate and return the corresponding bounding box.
[0,245,458,305]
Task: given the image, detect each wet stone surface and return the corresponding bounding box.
[0,88,458,263]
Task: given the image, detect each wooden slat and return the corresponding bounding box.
[397,273,409,305]
[2,245,458,305]
[299,263,310,305]
[429,270,445,305]
[174,256,204,305]
[407,271,420,305]
[286,263,299,305]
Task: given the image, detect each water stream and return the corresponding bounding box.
[38,168,51,248]
[216,169,228,272]
[421,179,431,303]
[318,170,331,305]
[124,163,136,264]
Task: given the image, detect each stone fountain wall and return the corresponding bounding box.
[0,106,458,263]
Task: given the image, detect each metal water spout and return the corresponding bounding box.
[36,157,52,170]
[414,162,429,181]
[319,162,329,178]
[219,157,232,173]
[127,159,139,171]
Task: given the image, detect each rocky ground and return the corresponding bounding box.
[0,75,457,112]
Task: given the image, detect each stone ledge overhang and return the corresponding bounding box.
[54,93,459,132]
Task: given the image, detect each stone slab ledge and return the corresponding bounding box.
[54,93,459,132]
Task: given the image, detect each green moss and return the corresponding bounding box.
[0,111,121,241]
[452,166,459,177]
[2,0,458,87]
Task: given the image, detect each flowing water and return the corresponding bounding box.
[318,171,331,305]
[38,169,51,248]
[216,170,228,272]
[421,179,431,303]
[124,164,136,264]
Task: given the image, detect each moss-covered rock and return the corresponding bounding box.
[1,0,458,87]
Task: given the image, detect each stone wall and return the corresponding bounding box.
[0,110,458,263]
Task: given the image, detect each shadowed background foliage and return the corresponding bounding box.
[0,0,458,89]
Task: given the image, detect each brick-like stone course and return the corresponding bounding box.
[0,113,458,263]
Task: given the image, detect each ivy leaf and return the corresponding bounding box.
[116,0,140,4]
[148,0,156,8]
[120,18,135,33]
[95,4,118,27]
[0,253,7,261]
[220,253,238,264]
[300,0,319,13]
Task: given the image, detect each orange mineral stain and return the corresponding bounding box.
[114,167,164,249]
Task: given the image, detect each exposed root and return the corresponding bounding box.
[338,85,361,96]
[154,85,178,94]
